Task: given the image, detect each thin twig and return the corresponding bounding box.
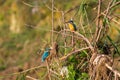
[52,0,54,46]
[60,30,95,53]
[64,5,80,15]
[94,1,120,22]
[26,76,38,80]
[95,0,114,45]
[62,11,67,55]
[105,63,120,77]
[46,60,51,80]
[95,0,102,42]
[50,69,59,76]
[102,13,120,25]
[77,58,86,69]
[74,31,95,53]
[105,0,113,17]
[95,0,114,42]
[114,73,117,80]
[42,0,61,12]
[110,1,120,9]
[22,1,39,7]
[0,65,46,79]
[95,23,102,42]
[72,32,74,46]
[84,7,93,40]
[79,15,87,37]
[60,47,90,60]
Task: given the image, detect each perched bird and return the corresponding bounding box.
[66,19,77,31]
[41,48,51,62]
[66,19,77,46]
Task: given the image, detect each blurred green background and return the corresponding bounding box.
[0,0,120,80]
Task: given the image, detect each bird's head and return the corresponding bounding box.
[65,19,73,24]
[45,47,52,51]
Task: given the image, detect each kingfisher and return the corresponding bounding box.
[41,48,51,62]
[66,19,77,31]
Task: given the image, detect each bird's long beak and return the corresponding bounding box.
[65,21,69,23]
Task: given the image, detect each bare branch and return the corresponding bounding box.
[46,60,51,80]
[105,64,120,77]
[26,76,38,80]
[94,0,102,42]
[102,13,120,25]
[60,47,90,60]
[0,65,46,79]
[74,32,95,54]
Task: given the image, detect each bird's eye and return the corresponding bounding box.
[70,21,73,23]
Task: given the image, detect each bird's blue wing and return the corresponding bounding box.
[41,51,49,62]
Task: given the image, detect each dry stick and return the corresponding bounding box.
[114,73,117,80]
[96,0,113,43]
[50,69,59,76]
[49,0,54,74]
[96,24,102,43]
[0,65,46,79]
[73,31,97,63]
[64,5,80,15]
[24,24,94,40]
[95,0,102,42]
[26,76,38,80]
[80,15,87,37]
[102,13,120,25]
[110,1,120,9]
[59,30,95,60]
[105,0,113,17]
[60,30,95,53]
[102,1,120,17]
[72,32,74,47]
[84,8,93,41]
[22,1,39,7]
[113,14,120,20]
[94,0,120,45]
[105,63,120,77]
[43,0,61,12]
[97,0,114,46]
[77,58,86,69]
[62,11,67,55]
[95,1,120,23]
[60,47,90,60]
[46,60,51,80]
[74,31,95,53]
[93,1,120,42]
[91,1,118,29]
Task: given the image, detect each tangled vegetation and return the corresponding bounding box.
[0,0,120,80]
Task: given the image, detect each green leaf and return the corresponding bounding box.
[80,50,88,57]
[107,35,120,56]
[16,74,26,80]
[81,73,89,78]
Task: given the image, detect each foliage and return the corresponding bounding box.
[0,0,120,80]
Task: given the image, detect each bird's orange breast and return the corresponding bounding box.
[68,23,75,31]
